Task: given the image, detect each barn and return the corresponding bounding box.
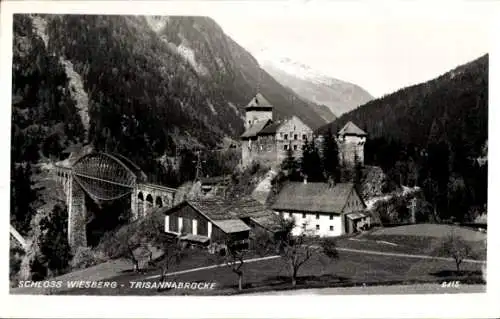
[160,197,283,251]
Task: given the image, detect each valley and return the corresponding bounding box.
[9,13,488,297]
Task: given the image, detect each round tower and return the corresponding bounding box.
[337,121,367,167]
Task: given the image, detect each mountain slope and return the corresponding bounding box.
[318,54,488,158]
[261,58,373,118]
[12,14,328,174]
[152,16,328,129]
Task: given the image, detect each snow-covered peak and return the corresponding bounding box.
[256,50,341,86]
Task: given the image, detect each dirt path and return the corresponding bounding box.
[336,247,486,264]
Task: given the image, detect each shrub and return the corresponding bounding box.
[70,246,107,270]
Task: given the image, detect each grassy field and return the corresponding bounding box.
[314,224,487,261]
[28,223,488,296]
[59,248,485,296]
[368,224,486,241]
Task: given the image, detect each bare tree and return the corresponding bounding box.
[436,231,474,272]
[224,240,246,291]
[275,218,339,287]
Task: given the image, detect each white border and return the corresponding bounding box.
[1,1,499,318]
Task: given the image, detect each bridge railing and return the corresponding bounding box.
[53,165,72,183]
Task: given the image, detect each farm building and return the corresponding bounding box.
[160,197,283,250]
[271,180,370,237]
[199,176,231,197]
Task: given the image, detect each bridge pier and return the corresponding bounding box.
[131,187,139,221]
[68,178,87,250]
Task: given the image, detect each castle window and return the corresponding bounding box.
[316,225,320,230]
[294,134,298,140]
[302,213,306,218]
[289,212,293,217]
[302,134,307,140]
[316,213,320,219]
[330,226,334,231]
[293,145,298,151]
[284,134,288,140]
[284,145,288,151]
[329,214,334,220]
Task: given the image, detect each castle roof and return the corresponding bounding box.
[271,182,363,213]
[245,93,273,109]
[240,119,272,138]
[259,120,285,135]
[338,121,367,136]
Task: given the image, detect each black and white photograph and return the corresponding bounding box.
[1,0,499,318]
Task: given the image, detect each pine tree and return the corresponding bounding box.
[281,145,300,181]
[322,128,340,182]
[38,204,72,276]
[10,163,37,236]
[354,152,363,191]
[301,140,324,182]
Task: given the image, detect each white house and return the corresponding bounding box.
[271,180,370,237]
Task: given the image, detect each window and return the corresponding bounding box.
[293,145,298,151]
[330,226,334,231]
[316,225,320,230]
[284,134,288,140]
[289,212,293,218]
[316,213,320,219]
[294,134,298,140]
[284,145,288,151]
[302,134,307,140]
[329,214,334,220]
[302,213,306,218]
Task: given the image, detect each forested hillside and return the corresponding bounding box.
[12,14,328,167]
[319,54,488,223]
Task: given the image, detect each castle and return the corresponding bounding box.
[240,93,367,168]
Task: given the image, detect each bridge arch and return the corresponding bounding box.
[72,152,138,201]
[156,196,163,208]
[145,194,154,210]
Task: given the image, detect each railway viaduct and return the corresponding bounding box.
[54,152,177,249]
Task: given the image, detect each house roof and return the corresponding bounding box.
[200,176,231,185]
[212,219,251,233]
[245,93,273,109]
[162,197,275,234]
[346,212,370,220]
[338,121,367,136]
[241,119,272,138]
[249,213,284,232]
[271,182,357,213]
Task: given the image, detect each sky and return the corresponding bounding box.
[210,2,492,98]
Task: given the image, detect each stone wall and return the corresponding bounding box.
[276,116,313,163]
[338,135,366,167]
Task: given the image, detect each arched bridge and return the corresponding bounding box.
[54,152,177,249]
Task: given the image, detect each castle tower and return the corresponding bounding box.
[337,121,367,167]
[244,93,273,130]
